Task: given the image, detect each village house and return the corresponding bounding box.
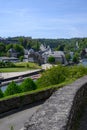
[0,57,19,63]
[8,48,18,58]
[26,44,67,65]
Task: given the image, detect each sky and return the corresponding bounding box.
[0,0,87,38]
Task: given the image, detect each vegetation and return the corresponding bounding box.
[36,65,68,87]
[1,65,87,99]
[4,81,21,96]
[10,126,14,130]
[48,56,55,63]
[0,67,31,72]
[65,53,71,62]
[0,80,73,101]
[0,89,4,98]
[15,62,40,69]
[3,78,37,96]
[36,65,87,88]
[0,37,87,58]
[72,53,79,63]
[0,62,41,72]
[20,78,37,92]
[0,61,16,68]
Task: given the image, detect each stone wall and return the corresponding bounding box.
[23,76,87,130]
[0,88,55,115]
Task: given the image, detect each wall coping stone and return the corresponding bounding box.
[23,76,87,130]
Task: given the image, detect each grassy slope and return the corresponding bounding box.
[0,62,41,72]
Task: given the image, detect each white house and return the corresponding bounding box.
[23,44,67,65]
[40,44,67,64]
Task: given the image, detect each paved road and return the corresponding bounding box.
[0,101,44,130]
[1,69,41,79]
[77,106,87,130]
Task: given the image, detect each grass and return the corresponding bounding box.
[0,67,31,72]
[0,62,41,72]
[15,62,40,68]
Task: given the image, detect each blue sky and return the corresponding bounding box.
[0,0,87,38]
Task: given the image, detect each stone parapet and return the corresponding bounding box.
[23,76,87,130]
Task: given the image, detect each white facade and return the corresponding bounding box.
[40,44,67,64]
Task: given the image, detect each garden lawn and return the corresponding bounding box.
[0,67,31,72]
[0,62,41,72]
[15,62,40,69]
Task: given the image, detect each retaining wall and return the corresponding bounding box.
[0,87,55,115]
[2,69,43,82]
[23,76,87,130]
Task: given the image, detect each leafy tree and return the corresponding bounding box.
[0,89,4,98]
[4,81,21,96]
[48,56,55,63]
[57,44,65,51]
[18,37,24,45]
[13,44,24,57]
[0,42,6,56]
[20,78,37,92]
[65,53,71,62]
[19,56,24,62]
[73,53,79,63]
[6,44,13,51]
[31,40,40,51]
[0,42,6,52]
[0,61,5,67]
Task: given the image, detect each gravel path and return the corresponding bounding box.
[0,101,44,130]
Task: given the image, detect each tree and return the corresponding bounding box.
[72,53,79,63]
[6,44,13,51]
[65,53,71,62]
[0,42,6,52]
[0,42,6,56]
[18,37,24,45]
[48,56,55,63]
[4,81,21,96]
[0,89,3,98]
[13,44,24,57]
[20,78,37,92]
[19,56,24,62]
[57,44,65,51]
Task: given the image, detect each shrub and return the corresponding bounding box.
[69,65,87,79]
[4,81,21,96]
[36,65,87,88]
[48,56,55,63]
[36,65,69,88]
[0,61,16,68]
[72,53,79,63]
[0,89,4,98]
[20,78,37,92]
